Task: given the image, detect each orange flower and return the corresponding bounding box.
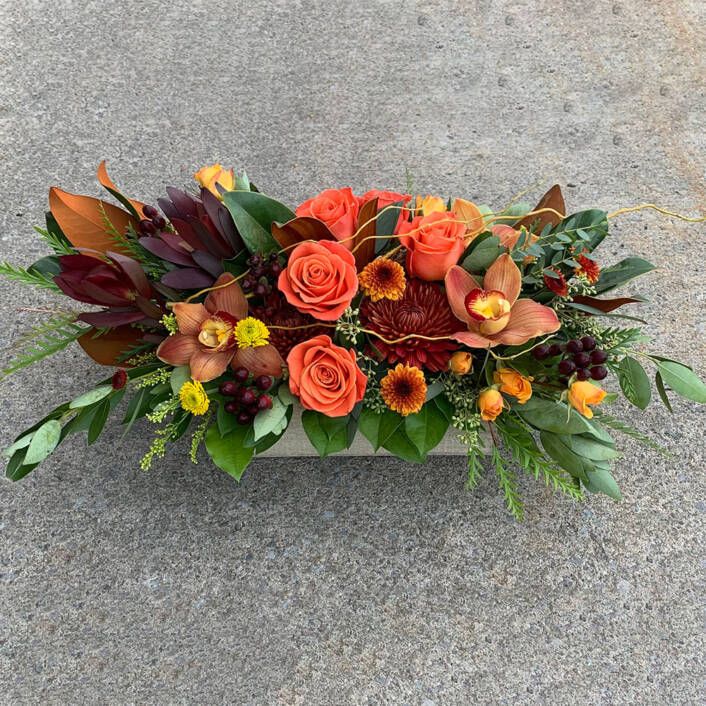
[445,254,560,348]
[287,335,367,417]
[494,368,533,404]
[295,188,360,243]
[568,381,607,418]
[478,388,504,421]
[278,240,358,321]
[575,252,600,283]
[359,258,406,302]
[398,211,466,281]
[544,268,568,296]
[194,164,235,199]
[449,351,473,375]
[380,364,427,416]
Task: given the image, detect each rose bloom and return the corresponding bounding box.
[296,187,360,244]
[449,351,473,375]
[494,368,533,404]
[287,335,367,417]
[278,240,358,321]
[361,189,411,234]
[478,388,504,421]
[398,210,466,281]
[568,381,606,419]
[193,163,235,200]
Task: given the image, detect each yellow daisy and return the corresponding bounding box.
[179,380,210,415]
[234,317,270,348]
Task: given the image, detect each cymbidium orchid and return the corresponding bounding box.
[445,254,560,348]
[156,273,284,382]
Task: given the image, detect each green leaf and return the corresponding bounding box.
[222,191,294,254]
[205,423,253,480]
[253,398,288,441]
[657,361,706,403]
[515,397,594,435]
[6,449,40,482]
[358,407,403,451]
[121,388,151,435]
[301,411,350,457]
[539,431,590,480]
[216,402,240,437]
[618,357,652,409]
[382,426,425,463]
[2,433,34,457]
[462,235,503,271]
[568,434,621,460]
[87,399,110,445]
[594,257,656,295]
[375,200,405,236]
[404,403,449,456]
[277,384,296,406]
[433,395,455,424]
[170,365,191,395]
[69,385,113,409]
[583,468,622,500]
[655,372,673,413]
[24,420,61,465]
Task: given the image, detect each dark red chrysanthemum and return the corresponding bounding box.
[359,278,463,372]
[544,268,568,296]
[251,294,327,359]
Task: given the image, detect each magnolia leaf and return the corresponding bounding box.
[513,185,565,234]
[594,257,656,295]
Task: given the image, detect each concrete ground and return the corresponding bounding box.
[1,1,704,703]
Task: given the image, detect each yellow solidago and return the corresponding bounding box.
[179,380,210,415]
[234,317,270,348]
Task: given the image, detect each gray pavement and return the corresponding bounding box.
[1,1,705,704]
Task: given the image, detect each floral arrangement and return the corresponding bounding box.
[3,163,705,519]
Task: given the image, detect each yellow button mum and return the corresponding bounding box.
[179,380,210,415]
[234,317,270,348]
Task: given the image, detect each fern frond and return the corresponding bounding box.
[491,446,523,520]
[0,262,61,293]
[466,447,483,490]
[593,413,673,458]
[2,317,89,379]
[33,226,75,255]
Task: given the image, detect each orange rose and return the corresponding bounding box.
[193,164,235,199]
[398,210,466,281]
[478,388,504,421]
[287,335,367,417]
[494,368,533,404]
[277,240,358,321]
[568,381,607,419]
[295,187,360,244]
[449,351,473,375]
[361,189,411,234]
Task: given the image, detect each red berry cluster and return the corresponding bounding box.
[219,367,273,426]
[532,336,609,384]
[241,252,283,300]
[139,204,167,234]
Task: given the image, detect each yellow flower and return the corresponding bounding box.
[194,163,235,200]
[478,388,504,421]
[568,381,606,419]
[380,364,427,416]
[179,380,210,415]
[234,317,270,348]
[359,258,406,302]
[449,351,473,375]
[415,194,446,216]
[494,368,533,404]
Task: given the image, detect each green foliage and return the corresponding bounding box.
[2,316,89,380]
[403,402,449,456]
[34,212,75,255]
[358,407,403,451]
[593,413,672,458]
[515,397,594,435]
[491,446,523,521]
[593,257,656,295]
[204,423,253,480]
[461,233,503,271]
[617,356,652,409]
[0,260,62,293]
[301,410,353,457]
[222,191,294,254]
[657,360,706,404]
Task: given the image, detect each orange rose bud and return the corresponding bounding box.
[478,388,504,421]
[493,368,533,404]
[449,351,473,375]
[194,164,235,199]
[568,381,607,419]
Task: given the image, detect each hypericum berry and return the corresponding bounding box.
[558,376,569,385]
[580,336,596,351]
[140,219,157,234]
[142,205,159,219]
[249,254,263,267]
[548,343,562,357]
[558,359,577,375]
[247,404,259,416]
[253,282,268,297]
[151,214,167,229]
[240,276,254,292]
[573,352,591,368]
[532,344,550,361]
[590,349,608,365]
[251,265,266,278]
[236,411,251,425]
[590,365,608,380]
[576,368,591,381]
[255,375,272,391]
[219,381,239,396]
[269,252,279,262]
[257,394,272,411]
[224,400,239,414]
[239,388,256,406]
[111,369,128,390]
[269,262,282,277]
[264,306,275,318]
[566,339,583,354]
[233,367,249,383]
